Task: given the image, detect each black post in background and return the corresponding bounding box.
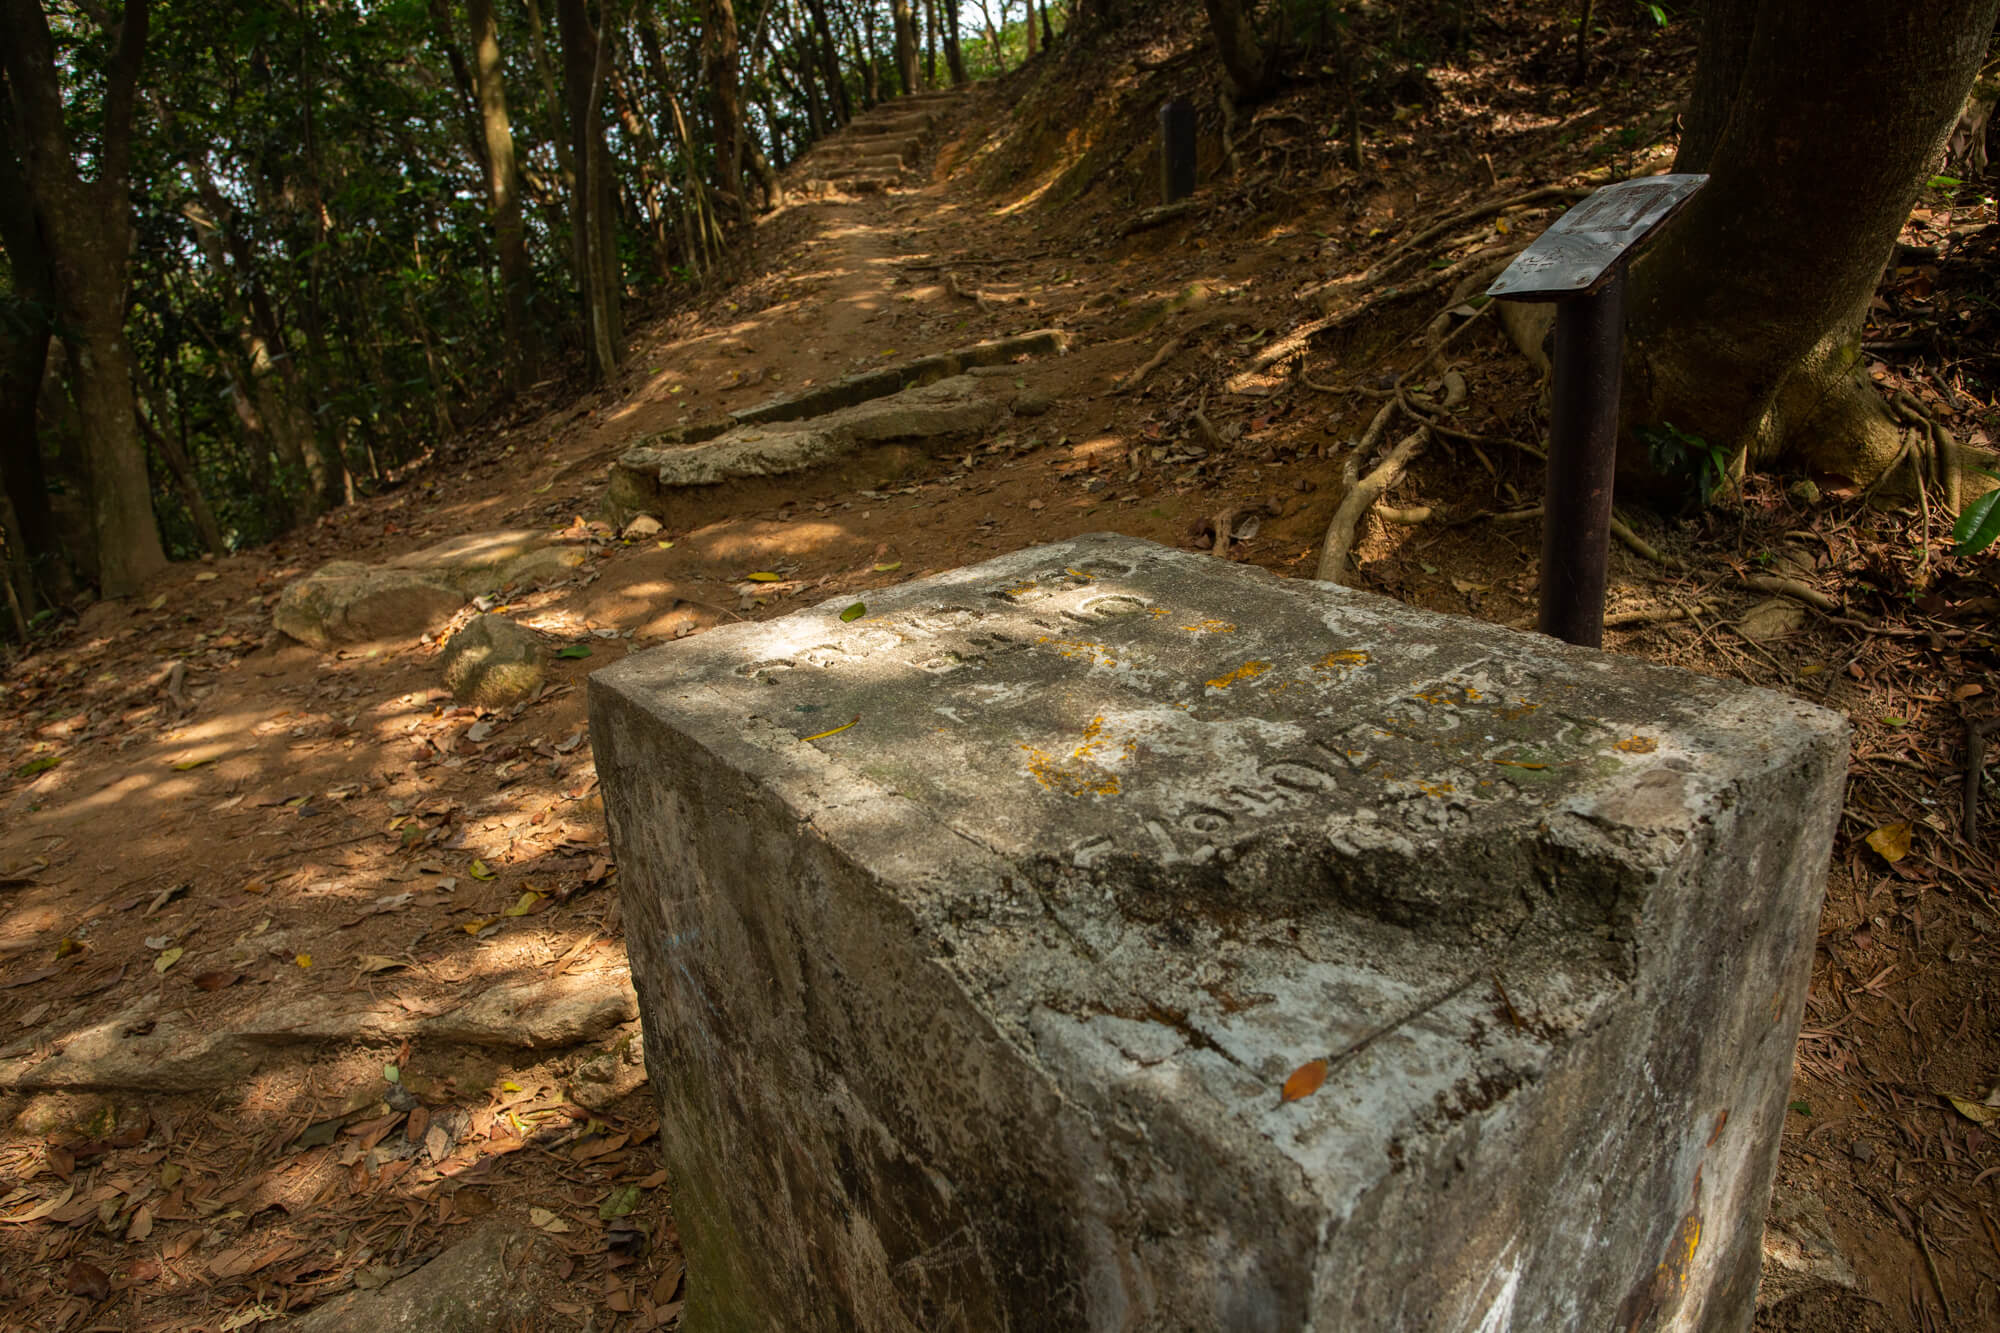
[1537,268,1626,649]
[1159,99,1196,204]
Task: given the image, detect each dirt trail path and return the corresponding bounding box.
[0,86,1243,1332]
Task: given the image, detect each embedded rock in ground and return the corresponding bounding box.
[1757,1181,1858,1310]
[568,1027,649,1110]
[274,562,464,650]
[275,531,583,648]
[590,533,1848,1332]
[607,331,1069,527]
[286,1219,567,1332]
[441,615,546,708]
[610,377,999,528]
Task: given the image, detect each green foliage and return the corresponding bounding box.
[1636,421,1733,504]
[1954,467,2000,555]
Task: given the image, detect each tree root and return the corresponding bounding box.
[1316,426,1427,584]
[1113,336,1183,394]
[1314,184,1589,299]
[1229,244,1518,393]
[1118,201,1199,238]
[1740,573,1841,613]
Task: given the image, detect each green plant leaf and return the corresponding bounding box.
[1953,489,2000,555]
[1928,174,1964,189]
[840,602,866,622]
[746,571,782,582]
[13,756,60,778]
[556,644,593,659]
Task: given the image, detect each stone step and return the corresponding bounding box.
[592,533,1849,1330]
[848,112,935,136]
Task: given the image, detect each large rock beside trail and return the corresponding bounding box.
[590,533,1848,1332]
[274,531,583,649]
[441,615,546,708]
[285,1219,568,1332]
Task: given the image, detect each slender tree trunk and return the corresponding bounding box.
[556,0,622,381]
[2,0,166,596]
[0,94,75,609]
[1624,0,2000,487]
[923,0,937,86]
[468,0,540,392]
[943,0,967,84]
[132,364,225,556]
[703,0,745,203]
[803,0,852,123]
[891,0,919,95]
[1025,0,1039,57]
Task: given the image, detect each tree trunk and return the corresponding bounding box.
[803,0,852,124]
[891,0,919,95]
[556,0,622,381]
[468,0,540,393]
[1202,0,1278,101]
[1025,0,1039,58]
[1,0,167,597]
[943,0,967,85]
[1624,0,2000,488]
[132,363,226,557]
[923,0,937,87]
[704,0,745,205]
[0,93,75,610]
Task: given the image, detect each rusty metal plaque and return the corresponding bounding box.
[1487,173,1708,301]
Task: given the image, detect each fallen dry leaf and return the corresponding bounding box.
[1863,822,1911,863]
[1281,1058,1328,1103]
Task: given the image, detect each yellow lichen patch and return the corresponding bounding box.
[1020,715,1132,797]
[1065,568,1095,580]
[1410,690,1456,706]
[1149,606,1171,618]
[1498,702,1541,721]
[1180,619,1237,634]
[1004,582,1040,598]
[1205,660,1272,689]
[1417,781,1456,798]
[1314,650,1371,671]
[1614,735,1658,754]
[1037,636,1118,668]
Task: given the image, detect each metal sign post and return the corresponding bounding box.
[1487,173,1707,648]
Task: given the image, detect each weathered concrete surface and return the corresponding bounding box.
[286,1219,567,1332]
[589,534,1847,1333]
[275,531,584,648]
[441,614,546,708]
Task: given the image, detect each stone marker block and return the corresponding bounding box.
[589,534,1846,1333]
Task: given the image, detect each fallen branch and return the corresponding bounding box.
[1376,504,1433,525]
[1740,573,1841,613]
[1316,427,1428,584]
[1113,336,1183,394]
[946,271,997,311]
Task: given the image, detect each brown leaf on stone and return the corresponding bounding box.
[1281,1058,1328,1103]
[193,970,241,991]
[65,1261,111,1301]
[126,1205,154,1242]
[45,1145,74,1180]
